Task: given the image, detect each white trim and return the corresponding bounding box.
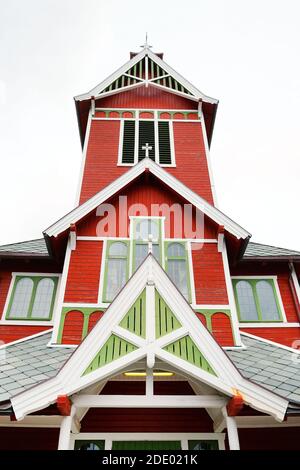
[290,262,300,306]
[97,238,107,304]
[240,331,300,355]
[0,320,54,326]
[77,236,217,242]
[50,238,72,344]
[44,159,250,240]
[222,407,239,450]
[11,257,288,422]
[0,328,53,350]
[240,322,300,328]
[75,109,93,205]
[0,415,62,428]
[117,119,125,165]
[232,275,287,323]
[187,241,196,305]
[201,110,218,206]
[58,405,76,450]
[235,415,300,428]
[69,432,225,451]
[221,241,242,346]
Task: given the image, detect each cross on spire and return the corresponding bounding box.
[142,142,152,158]
[140,32,152,50]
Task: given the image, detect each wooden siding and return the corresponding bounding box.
[64,241,103,303]
[0,427,59,450]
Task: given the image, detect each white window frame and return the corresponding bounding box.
[231,275,287,326]
[70,432,225,450]
[1,272,61,325]
[117,111,176,167]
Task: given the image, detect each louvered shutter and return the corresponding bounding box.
[158,121,172,164]
[122,120,135,164]
[138,121,155,161]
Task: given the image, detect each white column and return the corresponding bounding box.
[57,405,76,450]
[222,407,240,450]
[290,262,300,306]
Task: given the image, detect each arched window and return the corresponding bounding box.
[8,277,34,318]
[104,241,128,302]
[235,281,258,321]
[133,218,161,270]
[166,242,190,301]
[234,278,283,322]
[256,280,280,321]
[31,278,55,319]
[7,275,58,320]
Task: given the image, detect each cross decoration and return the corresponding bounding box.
[142,142,152,158]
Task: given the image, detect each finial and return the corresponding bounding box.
[140,32,152,49]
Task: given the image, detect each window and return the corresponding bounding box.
[188,440,219,450]
[120,119,174,165]
[74,440,105,450]
[133,218,161,270]
[6,275,58,321]
[233,278,283,322]
[103,241,129,302]
[102,219,193,303]
[165,242,190,301]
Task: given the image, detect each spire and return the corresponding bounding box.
[140,32,152,50]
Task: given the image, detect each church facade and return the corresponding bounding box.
[0,44,300,450]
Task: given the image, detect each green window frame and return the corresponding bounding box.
[165,241,191,302]
[132,217,163,271]
[102,240,130,303]
[233,278,283,322]
[6,275,59,321]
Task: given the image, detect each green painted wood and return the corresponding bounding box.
[164,335,216,375]
[112,441,181,450]
[155,290,181,338]
[119,289,146,338]
[83,334,137,376]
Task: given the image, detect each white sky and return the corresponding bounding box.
[0,0,299,250]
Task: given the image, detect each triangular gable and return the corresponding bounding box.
[44,158,250,240]
[74,47,218,104]
[11,256,287,421]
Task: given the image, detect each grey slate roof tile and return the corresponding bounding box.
[0,238,49,256]
[0,332,72,401]
[244,242,300,259]
[227,334,300,404]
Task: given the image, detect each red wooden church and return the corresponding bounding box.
[0,43,300,451]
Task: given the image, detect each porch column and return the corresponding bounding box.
[222,407,240,450]
[58,404,76,450]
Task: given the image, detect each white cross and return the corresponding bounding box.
[142,142,152,158]
[140,32,152,49]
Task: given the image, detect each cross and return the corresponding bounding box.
[140,32,152,50]
[142,142,152,158]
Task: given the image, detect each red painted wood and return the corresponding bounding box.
[0,427,59,450]
[211,312,234,346]
[61,310,84,344]
[240,326,300,347]
[101,381,195,396]
[81,408,213,433]
[192,243,228,304]
[195,312,207,327]
[87,311,104,334]
[238,427,300,450]
[64,241,103,303]
[0,325,51,344]
[77,175,217,239]
[98,86,197,110]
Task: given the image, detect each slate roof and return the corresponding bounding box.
[0,332,73,403]
[0,238,49,257]
[244,241,300,259]
[228,334,300,404]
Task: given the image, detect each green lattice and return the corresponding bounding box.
[164,335,216,375]
[119,290,146,338]
[83,334,137,375]
[155,290,181,338]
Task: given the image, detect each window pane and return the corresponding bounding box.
[167,242,185,257]
[105,258,127,301]
[168,259,188,299]
[109,241,127,256]
[236,281,258,321]
[9,278,34,318]
[135,219,159,240]
[188,440,219,450]
[256,281,280,320]
[31,278,55,319]
[75,440,105,450]
[135,243,148,269]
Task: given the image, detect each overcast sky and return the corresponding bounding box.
[0,0,299,250]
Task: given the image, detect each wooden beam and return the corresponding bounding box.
[57,395,72,416]
[72,395,227,409]
[227,393,244,417]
